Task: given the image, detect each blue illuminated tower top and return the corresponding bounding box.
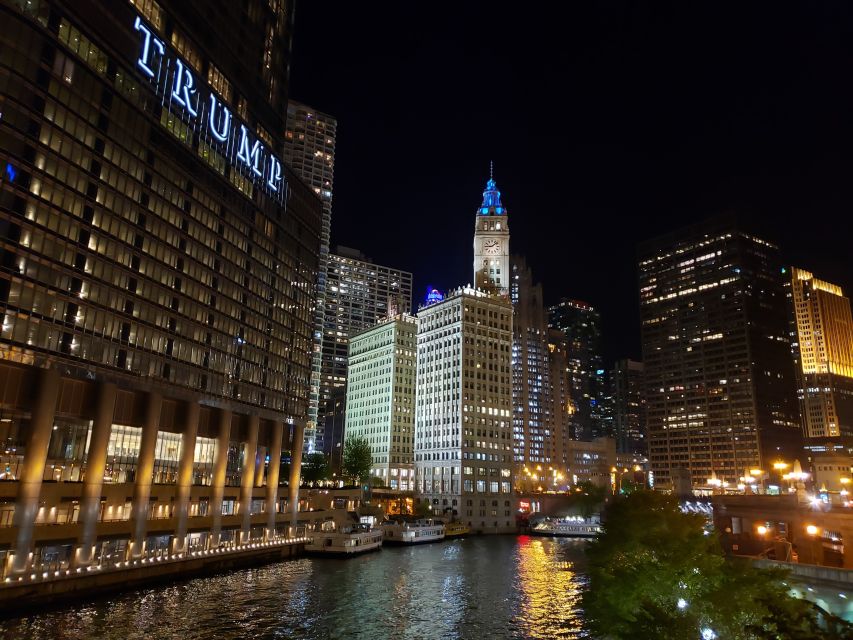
[478,163,505,215]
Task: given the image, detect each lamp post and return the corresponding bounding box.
[772,461,790,493]
[805,524,822,566]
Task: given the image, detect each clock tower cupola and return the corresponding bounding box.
[473,164,510,295]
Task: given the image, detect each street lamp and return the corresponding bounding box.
[805,524,821,565]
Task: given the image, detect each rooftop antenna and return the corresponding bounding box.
[490,160,494,181]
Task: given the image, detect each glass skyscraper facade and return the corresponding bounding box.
[0,0,321,578]
[284,100,336,452]
[548,299,607,440]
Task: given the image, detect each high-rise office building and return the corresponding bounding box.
[547,328,575,472]
[321,387,346,474]
[511,256,568,489]
[0,0,319,579]
[344,314,416,490]
[414,288,514,531]
[609,359,646,455]
[638,216,802,489]
[318,247,412,452]
[548,299,607,440]
[283,101,336,451]
[790,268,853,449]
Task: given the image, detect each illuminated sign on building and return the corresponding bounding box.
[133,16,285,201]
[424,287,444,306]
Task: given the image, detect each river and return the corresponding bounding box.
[0,536,589,640]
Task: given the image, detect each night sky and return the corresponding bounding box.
[288,2,853,365]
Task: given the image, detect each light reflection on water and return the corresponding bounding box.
[0,536,588,640]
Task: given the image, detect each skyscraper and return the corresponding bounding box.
[789,268,853,449]
[547,328,575,472]
[0,0,317,578]
[511,256,567,489]
[318,247,412,452]
[413,173,514,531]
[548,299,607,440]
[609,359,647,455]
[414,288,514,531]
[344,314,417,490]
[638,216,802,489]
[283,102,336,451]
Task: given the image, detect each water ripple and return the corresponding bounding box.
[0,537,588,640]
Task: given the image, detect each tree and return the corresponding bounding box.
[414,499,433,518]
[567,480,607,519]
[342,435,372,485]
[582,491,847,640]
[301,452,330,484]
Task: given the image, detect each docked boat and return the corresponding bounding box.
[529,515,602,538]
[305,521,384,556]
[443,521,471,538]
[382,518,446,545]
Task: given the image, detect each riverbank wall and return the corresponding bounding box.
[0,539,306,613]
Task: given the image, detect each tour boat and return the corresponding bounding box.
[443,521,471,538]
[305,521,384,556]
[381,518,446,545]
[529,515,602,538]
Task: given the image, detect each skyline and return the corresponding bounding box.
[289,1,853,365]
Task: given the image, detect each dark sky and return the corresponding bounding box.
[288,1,853,365]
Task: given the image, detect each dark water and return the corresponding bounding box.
[0,536,588,640]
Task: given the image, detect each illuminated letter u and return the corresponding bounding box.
[208,94,232,143]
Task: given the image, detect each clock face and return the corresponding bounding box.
[483,239,501,255]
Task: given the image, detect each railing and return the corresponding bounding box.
[754,559,853,586]
[1,526,308,588]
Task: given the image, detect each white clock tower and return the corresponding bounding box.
[473,167,510,295]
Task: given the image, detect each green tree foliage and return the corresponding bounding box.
[568,480,607,519]
[414,500,433,518]
[342,435,373,485]
[301,452,330,483]
[583,491,849,639]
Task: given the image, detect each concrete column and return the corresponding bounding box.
[171,401,199,555]
[239,416,259,543]
[265,421,284,540]
[127,392,162,559]
[209,409,232,548]
[73,382,117,568]
[254,445,267,487]
[8,368,60,575]
[288,422,305,526]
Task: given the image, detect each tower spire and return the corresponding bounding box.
[490,160,493,181]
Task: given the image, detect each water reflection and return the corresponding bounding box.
[513,536,586,639]
[0,537,587,640]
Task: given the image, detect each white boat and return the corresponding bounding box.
[305,521,384,556]
[381,518,446,545]
[530,515,602,538]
